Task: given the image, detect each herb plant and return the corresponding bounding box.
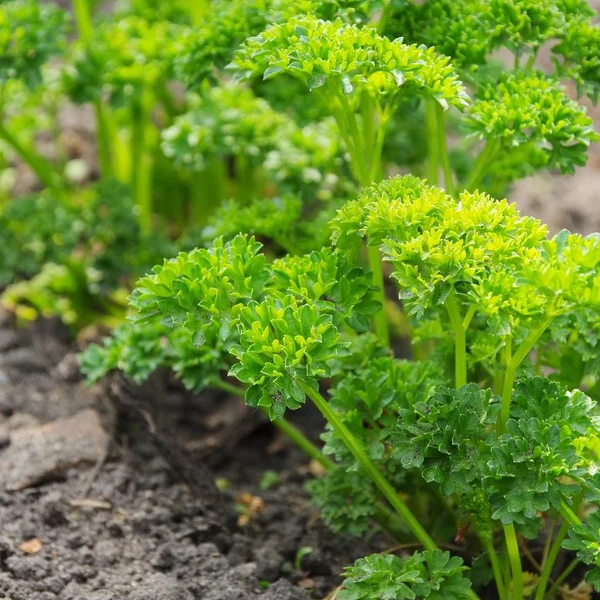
[2,0,600,598]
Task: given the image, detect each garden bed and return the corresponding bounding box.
[0,312,391,600]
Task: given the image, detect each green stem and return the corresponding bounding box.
[301,382,437,551]
[131,92,153,235]
[94,100,114,178]
[301,383,481,600]
[0,120,65,194]
[534,521,570,600]
[190,159,225,226]
[425,101,439,185]
[72,0,116,178]
[435,103,455,195]
[482,537,509,600]
[211,378,409,541]
[72,0,93,40]
[546,557,579,597]
[445,293,467,388]
[465,139,499,191]
[377,0,394,34]
[368,113,388,183]
[368,245,390,348]
[558,499,581,528]
[542,519,557,568]
[499,320,552,433]
[504,524,523,600]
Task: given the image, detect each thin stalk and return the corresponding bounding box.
[425,100,439,185]
[377,0,394,34]
[72,0,93,40]
[504,524,523,600]
[71,0,115,178]
[210,377,409,541]
[190,160,225,226]
[547,558,579,597]
[499,319,552,433]
[368,245,390,348]
[130,92,153,235]
[541,519,557,568]
[94,100,114,178]
[368,114,388,183]
[465,139,499,191]
[482,537,509,600]
[301,383,481,600]
[0,121,65,193]
[445,293,467,388]
[462,304,477,330]
[301,382,437,550]
[558,499,581,528]
[534,521,570,600]
[435,103,455,195]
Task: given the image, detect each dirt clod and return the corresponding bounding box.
[0,409,109,491]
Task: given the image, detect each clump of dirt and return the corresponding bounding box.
[0,312,390,600]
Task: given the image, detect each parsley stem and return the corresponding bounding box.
[130,89,154,235]
[212,378,335,469]
[546,557,579,597]
[377,0,394,34]
[435,103,456,196]
[534,521,570,600]
[499,319,551,433]
[300,381,436,551]
[504,524,523,600]
[425,100,439,185]
[302,382,482,600]
[0,120,66,195]
[445,293,467,388]
[212,378,409,541]
[481,537,509,600]
[465,139,499,191]
[72,0,116,178]
[368,245,390,348]
[72,0,92,40]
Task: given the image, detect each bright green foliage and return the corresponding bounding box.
[80,321,172,384]
[0,0,68,88]
[203,196,306,254]
[80,319,228,392]
[392,384,497,497]
[563,511,600,591]
[553,21,600,103]
[270,248,381,332]
[389,0,594,71]
[229,15,469,110]
[466,72,599,175]
[162,85,288,171]
[65,16,186,105]
[339,550,471,600]
[323,357,446,466]
[175,0,269,90]
[268,0,390,24]
[130,235,269,336]
[115,0,195,24]
[487,378,596,527]
[229,299,349,419]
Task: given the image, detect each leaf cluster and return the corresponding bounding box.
[229,15,469,110]
[466,72,599,174]
[0,0,68,88]
[340,550,471,600]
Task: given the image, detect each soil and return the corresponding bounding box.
[0,312,393,600]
